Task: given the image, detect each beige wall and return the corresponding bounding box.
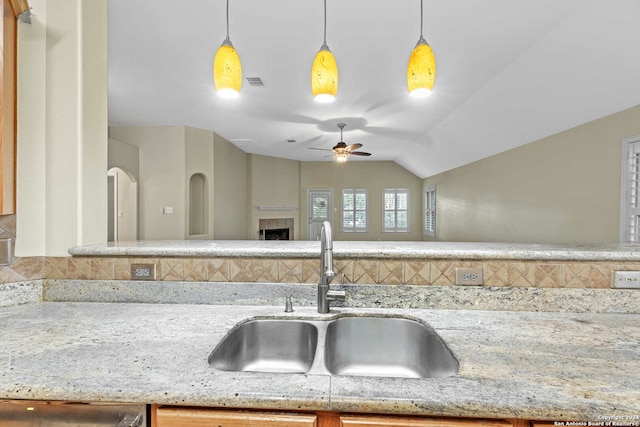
[16,0,108,256]
[108,138,139,180]
[108,167,137,241]
[213,133,248,239]
[105,138,422,242]
[248,154,301,240]
[110,126,187,240]
[108,138,140,241]
[423,105,640,243]
[185,127,214,239]
[300,161,423,241]
[109,127,250,240]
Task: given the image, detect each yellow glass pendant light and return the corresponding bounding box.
[311,0,338,102]
[407,0,436,97]
[214,0,242,98]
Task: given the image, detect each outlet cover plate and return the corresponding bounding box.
[131,263,156,281]
[612,271,640,289]
[455,267,483,285]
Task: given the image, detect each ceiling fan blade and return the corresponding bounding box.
[346,143,362,151]
[308,147,334,151]
[350,151,372,156]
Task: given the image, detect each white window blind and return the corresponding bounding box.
[383,188,409,232]
[621,137,640,242]
[424,185,436,237]
[342,189,367,232]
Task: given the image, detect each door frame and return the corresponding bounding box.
[307,189,333,240]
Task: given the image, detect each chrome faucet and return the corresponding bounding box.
[318,221,345,313]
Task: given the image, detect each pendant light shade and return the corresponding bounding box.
[311,0,338,102]
[214,0,242,98]
[312,44,338,102]
[407,0,436,97]
[407,38,436,96]
[214,40,242,98]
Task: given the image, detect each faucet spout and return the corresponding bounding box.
[320,220,336,284]
[318,221,341,313]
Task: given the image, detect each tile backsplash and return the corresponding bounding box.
[0,215,45,283]
[42,256,630,288]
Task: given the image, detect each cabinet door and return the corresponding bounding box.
[340,415,513,427]
[0,0,19,214]
[155,407,317,427]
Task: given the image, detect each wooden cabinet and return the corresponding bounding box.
[339,415,513,427]
[153,407,518,427]
[154,407,318,427]
[0,0,28,214]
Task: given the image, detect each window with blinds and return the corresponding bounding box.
[383,188,409,232]
[342,189,367,232]
[621,136,640,242]
[424,185,436,237]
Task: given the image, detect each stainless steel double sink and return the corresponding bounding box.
[208,315,459,379]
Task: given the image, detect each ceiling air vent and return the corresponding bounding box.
[246,77,264,86]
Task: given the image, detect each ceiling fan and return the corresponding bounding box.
[310,123,372,162]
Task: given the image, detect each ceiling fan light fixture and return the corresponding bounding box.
[407,0,436,96]
[214,0,242,98]
[308,123,371,161]
[311,0,338,102]
[334,152,349,163]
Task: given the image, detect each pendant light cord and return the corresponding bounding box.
[225,0,230,41]
[420,0,424,39]
[323,0,327,45]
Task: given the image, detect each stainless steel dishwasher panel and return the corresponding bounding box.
[0,401,147,426]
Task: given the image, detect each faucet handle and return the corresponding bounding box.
[327,288,346,303]
[284,295,294,313]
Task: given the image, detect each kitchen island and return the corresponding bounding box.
[1,300,638,421]
[3,240,639,423]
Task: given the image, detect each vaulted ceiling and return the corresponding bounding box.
[108,0,640,178]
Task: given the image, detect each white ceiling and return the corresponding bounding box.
[108,0,640,179]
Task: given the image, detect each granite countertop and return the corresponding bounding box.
[1,302,638,421]
[69,240,640,261]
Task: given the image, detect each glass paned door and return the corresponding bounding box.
[307,190,332,240]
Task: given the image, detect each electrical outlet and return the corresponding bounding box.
[612,271,640,289]
[131,263,156,281]
[455,267,483,285]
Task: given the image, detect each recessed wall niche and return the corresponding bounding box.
[189,173,209,236]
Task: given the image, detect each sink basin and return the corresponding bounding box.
[209,315,459,378]
[324,316,459,378]
[208,319,318,373]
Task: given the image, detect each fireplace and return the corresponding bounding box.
[264,228,289,240]
[259,218,294,240]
